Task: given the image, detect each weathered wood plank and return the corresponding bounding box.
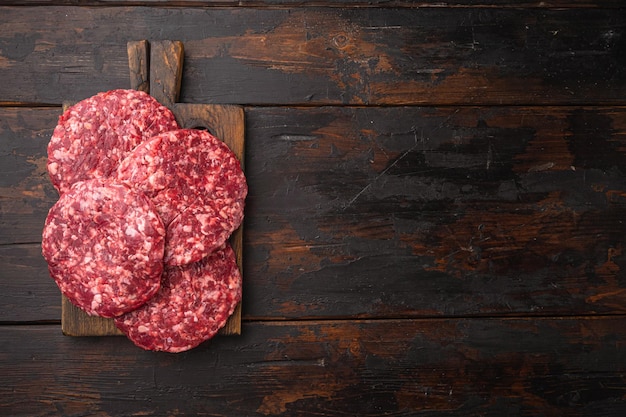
[0,7,624,106]
[0,244,60,322]
[0,107,59,245]
[3,106,626,321]
[243,105,626,318]
[127,40,149,93]
[1,318,625,416]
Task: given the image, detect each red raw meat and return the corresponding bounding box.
[41,179,165,318]
[48,89,179,195]
[114,243,242,353]
[116,128,247,265]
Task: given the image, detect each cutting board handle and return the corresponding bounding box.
[150,40,184,106]
[127,40,150,93]
[127,40,184,106]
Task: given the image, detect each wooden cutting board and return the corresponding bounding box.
[61,40,244,337]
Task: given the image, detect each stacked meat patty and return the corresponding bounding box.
[41,89,246,352]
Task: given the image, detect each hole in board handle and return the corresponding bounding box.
[189,125,216,136]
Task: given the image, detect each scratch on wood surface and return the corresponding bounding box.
[246,358,326,368]
[528,162,555,172]
[273,134,317,141]
[363,26,403,30]
[343,129,420,210]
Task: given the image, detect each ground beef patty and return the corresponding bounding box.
[114,244,242,353]
[41,179,165,318]
[116,128,247,265]
[48,89,179,195]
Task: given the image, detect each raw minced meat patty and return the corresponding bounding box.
[114,243,242,353]
[165,199,245,266]
[47,89,179,195]
[115,128,247,265]
[41,179,166,318]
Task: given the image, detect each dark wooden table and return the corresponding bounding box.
[2,1,626,416]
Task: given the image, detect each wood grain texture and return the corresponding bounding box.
[0,244,60,323]
[1,318,625,416]
[1,7,624,106]
[4,105,626,322]
[1,2,626,416]
[0,107,59,245]
[127,40,149,93]
[243,105,626,318]
[149,40,183,106]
